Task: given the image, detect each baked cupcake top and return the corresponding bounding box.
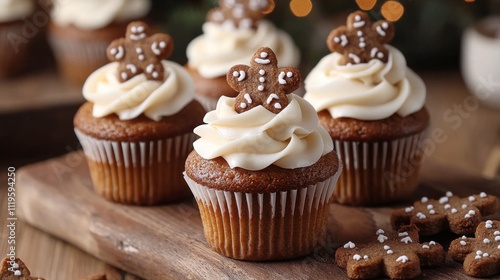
[83,21,195,121]
[193,47,333,171]
[304,11,426,121]
[186,0,300,79]
[0,0,34,22]
[51,0,151,30]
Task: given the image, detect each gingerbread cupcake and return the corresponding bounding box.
[0,0,38,77]
[48,0,151,85]
[186,0,300,111]
[303,11,429,206]
[184,47,341,261]
[74,21,205,205]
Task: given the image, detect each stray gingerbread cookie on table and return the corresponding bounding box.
[391,191,498,236]
[227,46,301,114]
[327,10,394,65]
[336,225,445,279]
[449,220,500,278]
[0,257,45,280]
[207,0,272,29]
[107,21,173,82]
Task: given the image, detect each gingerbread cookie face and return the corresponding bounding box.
[327,10,394,65]
[227,47,301,114]
[449,220,500,277]
[391,192,498,236]
[0,257,45,280]
[207,0,272,29]
[107,21,173,82]
[335,225,445,279]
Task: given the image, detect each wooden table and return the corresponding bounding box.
[1,69,499,279]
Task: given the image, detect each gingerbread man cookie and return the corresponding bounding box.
[327,10,394,65]
[449,220,500,277]
[207,0,272,29]
[227,47,301,114]
[0,257,45,280]
[107,21,173,82]
[336,225,445,279]
[391,192,498,236]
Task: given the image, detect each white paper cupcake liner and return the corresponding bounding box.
[75,129,197,204]
[184,169,341,260]
[332,131,427,206]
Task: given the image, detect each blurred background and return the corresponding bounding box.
[1,0,499,176]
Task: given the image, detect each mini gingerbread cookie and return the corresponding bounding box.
[227,46,301,114]
[207,0,272,29]
[449,220,500,277]
[391,192,498,236]
[107,21,173,82]
[0,257,45,280]
[335,225,445,279]
[327,10,395,65]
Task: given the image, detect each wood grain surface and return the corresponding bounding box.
[15,151,500,279]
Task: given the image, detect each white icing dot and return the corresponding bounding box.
[152,72,159,79]
[495,231,500,236]
[462,235,467,239]
[376,229,385,235]
[477,250,483,255]
[136,47,143,53]
[398,232,409,237]
[495,236,500,242]
[484,238,491,244]
[460,240,467,246]
[364,255,369,260]
[377,52,384,59]
[429,241,436,245]
[259,77,265,82]
[422,245,430,249]
[110,48,117,55]
[480,192,487,198]
[138,54,145,61]
[233,71,239,77]
[444,204,451,209]
[387,250,393,254]
[462,204,468,209]
[137,25,145,32]
[14,270,21,276]
[421,197,429,203]
[274,103,282,109]
[121,72,128,80]
[260,51,268,58]
[258,85,264,91]
[416,212,426,219]
[240,102,247,109]
[259,69,265,75]
[357,30,363,36]
[355,15,361,21]
[131,26,137,33]
[377,235,388,243]
[286,71,293,78]
[383,245,390,250]
[486,223,493,229]
[159,41,167,48]
[451,208,458,213]
[359,42,366,48]
[396,255,409,263]
[439,197,449,204]
[334,37,340,43]
[382,22,389,29]
[427,205,434,210]
[429,210,436,215]
[344,241,356,249]
[401,237,412,244]
[468,196,476,202]
[446,191,453,197]
[475,255,482,260]
[498,245,500,249]
[353,254,362,261]
[483,253,490,257]
[12,263,19,269]
[405,207,414,213]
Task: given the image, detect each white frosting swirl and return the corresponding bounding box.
[0,0,34,22]
[51,0,151,30]
[304,45,426,121]
[193,95,333,171]
[83,61,194,121]
[187,20,300,79]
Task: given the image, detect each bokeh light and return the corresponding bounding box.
[355,0,378,11]
[262,0,276,14]
[290,0,313,17]
[381,1,404,22]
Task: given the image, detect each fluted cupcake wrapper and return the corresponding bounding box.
[332,130,428,206]
[184,170,341,261]
[75,129,196,205]
[48,36,110,84]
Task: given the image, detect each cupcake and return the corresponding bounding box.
[74,21,205,205]
[0,0,38,77]
[184,47,341,261]
[186,0,300,111]
[303,11,430,206]
[48,0,151,85]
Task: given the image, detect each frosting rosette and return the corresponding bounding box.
[186,20,300,79]
[0,0,34,22]
[83,61,194,121]
[51,0,151,30]
[193,95,333,171]
[304,45,426,121]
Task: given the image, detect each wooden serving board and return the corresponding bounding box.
[17,152,500,279]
